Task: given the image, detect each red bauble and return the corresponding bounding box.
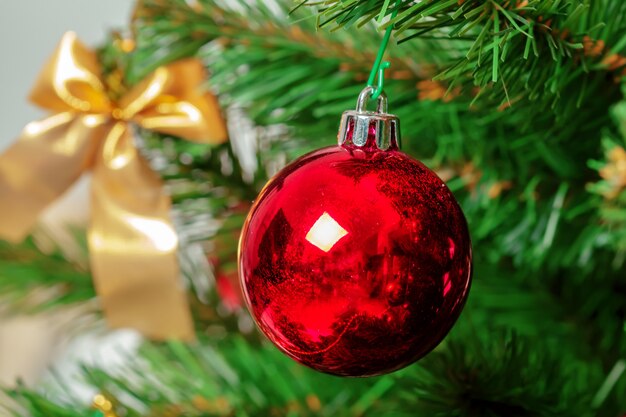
[239,92,471,376]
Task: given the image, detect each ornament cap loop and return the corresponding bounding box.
[338,87,401,151]
[357,86,388,114]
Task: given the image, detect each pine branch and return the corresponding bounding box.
[7,336,392,417]
[469,261,626,368]
[391,322,605,417]
[129,0,624,181]
[130,0,422,83]
[0,238,94,313]
[317,0,626,81]
[309,0,626,137]
[126,0,624,181]
[588,98,626,258]
[7,321,624,417]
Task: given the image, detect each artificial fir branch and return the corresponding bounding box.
[130,0,423,86]
[127,0,625,161]
[392,325,602,417]
[588,97,626,257]
[317,0,626,78]
[310,0,626,155]
[8,337,389,417]
[127,0,626,208]
[0,239,94,313]
[6,322,623,417]
[129,0,624,178]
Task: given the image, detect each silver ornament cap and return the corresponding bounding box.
[338,86,401,150]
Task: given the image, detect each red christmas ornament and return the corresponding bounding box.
[239,88,472,376]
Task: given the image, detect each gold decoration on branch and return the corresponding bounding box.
[0,32,227,340]
[92,394,118,417]
[599,145,626,199]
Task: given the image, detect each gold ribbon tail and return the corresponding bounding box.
[0,114,104,242]
[89,122,194,340]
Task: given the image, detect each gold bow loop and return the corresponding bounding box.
[0,32,227,340]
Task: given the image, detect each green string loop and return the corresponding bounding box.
[371,61,391,100]
[366,0,401,101]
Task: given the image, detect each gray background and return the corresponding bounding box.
[0,0,133,151]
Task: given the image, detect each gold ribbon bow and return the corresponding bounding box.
[0,32,227,340]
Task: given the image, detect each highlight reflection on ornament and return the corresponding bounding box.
[305,212,348,252]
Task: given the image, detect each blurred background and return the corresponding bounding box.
[0,0,134,390]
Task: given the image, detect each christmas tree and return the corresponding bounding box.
[1,0,626,415]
